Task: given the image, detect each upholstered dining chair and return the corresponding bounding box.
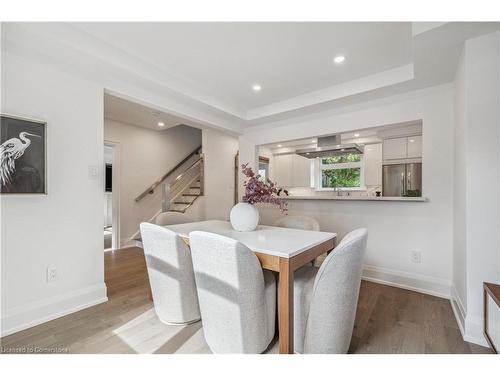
[275,215,321,266]
[189,231,276,354]
[292,228,368,353]
[274,215,321,231]
[140,223,201,325]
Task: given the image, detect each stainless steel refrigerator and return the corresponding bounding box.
[382,163,422,197]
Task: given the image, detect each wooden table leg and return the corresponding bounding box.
[278,258,294,354]
[327,237,337,256]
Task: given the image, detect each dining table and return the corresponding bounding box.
[162,219,337,354]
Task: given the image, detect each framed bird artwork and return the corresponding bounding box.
[1,114,47,194]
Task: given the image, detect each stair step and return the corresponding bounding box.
[168,209,185,213]
[189,186,201,190]
[183,193,200,197]
[174,201,192,205]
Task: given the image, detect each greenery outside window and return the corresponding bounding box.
[315,153,365,190]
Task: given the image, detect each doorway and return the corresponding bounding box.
[104,142,120,250]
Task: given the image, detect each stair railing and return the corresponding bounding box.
[162,154,204,212]
[134,145,202,202]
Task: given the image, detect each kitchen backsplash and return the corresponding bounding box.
[285,186,382,197]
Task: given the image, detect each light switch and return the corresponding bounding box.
[88,166,99,179]
[47,267,57,282]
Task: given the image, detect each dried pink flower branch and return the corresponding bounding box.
[240,163,287,214]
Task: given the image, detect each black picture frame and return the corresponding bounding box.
[1,114,47,194]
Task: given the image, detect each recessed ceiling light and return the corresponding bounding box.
[334,55,346,64]
[252,84,262,92]
[311,140,316,143]
[354,133,360,137]
[409,139,415,143]
[306,152,310,155]
[277,144,282,147]
[158,121,165,127]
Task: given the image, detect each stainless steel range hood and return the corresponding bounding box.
[296,135,364,159]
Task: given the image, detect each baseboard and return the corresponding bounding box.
[104,243,136,252]
[464,315,489,347]
[119,239,136,248]
[449,285,489,347]
[1,282,108,337]
[450,286,466,336]
[362,265,451,299]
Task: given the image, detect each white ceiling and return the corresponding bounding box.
[4,22,499,132]
[104,94,203,131]
[74,22,412,112]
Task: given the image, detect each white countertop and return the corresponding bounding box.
[164,219,337,258]
[281,195,427,202]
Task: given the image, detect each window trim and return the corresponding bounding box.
[314,156,366,191]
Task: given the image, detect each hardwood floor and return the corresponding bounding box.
[0,247,491,354]
[349,281,489,354]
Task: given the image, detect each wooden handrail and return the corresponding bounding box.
[135,145,202,202]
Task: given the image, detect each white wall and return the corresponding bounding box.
[1,52,107,336]
[243,84,455,298]
[451,32,500,346]
[0,26,231,336]
[104,120,201,245]
[202,128,239,219]
[237,136,258,201]
[452,48,468,328]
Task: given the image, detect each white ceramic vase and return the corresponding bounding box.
[229,202,260,232]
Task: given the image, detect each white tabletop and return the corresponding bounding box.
[164,220,337,258]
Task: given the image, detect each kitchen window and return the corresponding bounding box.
[314,153,365,190]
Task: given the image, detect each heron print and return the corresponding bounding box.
[0,115,46,194]
[1,132,41,186]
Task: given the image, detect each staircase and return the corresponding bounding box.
[167,178,203,213]
[131,146,204,241]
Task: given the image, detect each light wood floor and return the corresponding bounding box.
[0,247,491,354]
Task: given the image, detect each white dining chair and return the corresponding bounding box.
[274,215,321,231]
[140,223,201,325]
[275,215,321,266]
[189,231,276,354]
[292,228,368,353]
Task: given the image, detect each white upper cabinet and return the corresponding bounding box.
[383,137,407,160]
[383,135,422,160]
[273,154,311,187]
[407,135,423,158]
[364,143,382,186]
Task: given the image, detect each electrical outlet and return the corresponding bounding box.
[410,251,422,264]
[47,267,57,282]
